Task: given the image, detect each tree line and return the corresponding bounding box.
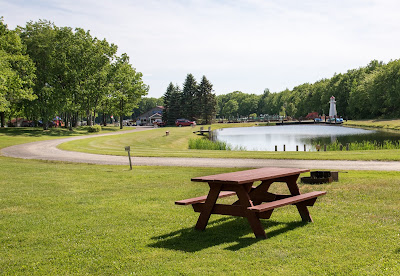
[162,74,217,125]
[216,59,400,120]
[0,17,148,129]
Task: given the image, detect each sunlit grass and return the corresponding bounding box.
[0,157,399,274]
[58,124,400,161]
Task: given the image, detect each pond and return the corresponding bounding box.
[213,124,400,151]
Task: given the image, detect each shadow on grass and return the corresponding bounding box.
[0,126,125,137]
[149,217,307,252]
[0,127,80,137]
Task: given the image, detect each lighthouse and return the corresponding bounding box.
[329,96,337,118]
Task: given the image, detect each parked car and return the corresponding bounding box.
[175,119,196,127]
[154,120,166,127]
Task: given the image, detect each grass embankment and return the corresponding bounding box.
[344,119,400,131]
[59,123,400,161]
[1,158,399,274]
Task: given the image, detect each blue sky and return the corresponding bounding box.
[2,0,400,98]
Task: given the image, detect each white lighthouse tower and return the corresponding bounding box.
[329,96,337,118]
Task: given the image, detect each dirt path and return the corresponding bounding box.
[1,126,400,171]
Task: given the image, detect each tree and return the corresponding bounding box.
[108,54,148,129]
[222,99,239,118]
[19,20,61,129]
[198,75,216,124]
[0,17,36,127]
[181,74,198,120]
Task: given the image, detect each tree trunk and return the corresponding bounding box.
[103,113,107,126]
[119,114,123,129]
[0,112,5,127]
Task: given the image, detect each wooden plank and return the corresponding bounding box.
[248,191,326,212]
[175,191,236,205]
[192,203,246,217]
[191,167,310,185]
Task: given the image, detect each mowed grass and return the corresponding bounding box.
[58,124,400,161]
[0,126,125,149]
[344,119,400,131]
[1,157,399,275]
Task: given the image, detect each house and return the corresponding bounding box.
[136,106,164,126]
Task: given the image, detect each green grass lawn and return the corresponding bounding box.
[58,124,400,161]
[1,127,399,274]
[344,119,400,131]
[0,126,127,149]
[1,157,399,275]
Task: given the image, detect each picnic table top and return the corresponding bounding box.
[191,167,310,185]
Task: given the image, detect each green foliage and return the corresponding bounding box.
[188,137,231,150]
[108,53,149,129]
[87,125,102,133]
[181,73,198,121]
[162,75,217,125]
[0,17,36,127]
[314,140,400,151]
[162,82,182,125]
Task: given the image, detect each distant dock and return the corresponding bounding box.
[193,126,212,135]
[275,120,343,125]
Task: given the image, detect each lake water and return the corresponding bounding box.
[213,125,400,151]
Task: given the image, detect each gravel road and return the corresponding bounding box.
[1,126,399,171]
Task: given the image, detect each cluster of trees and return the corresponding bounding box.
[162,74,216,125]
[0,18,148,129]
[217,59,400,120]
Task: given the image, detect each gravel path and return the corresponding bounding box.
[1,126,399,171]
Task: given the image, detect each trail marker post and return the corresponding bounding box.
[125,146,132,170]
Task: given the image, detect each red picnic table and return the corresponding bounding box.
[176,167,326,239]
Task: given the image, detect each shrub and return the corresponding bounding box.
[88,125,102,133]
[188,137,231,150]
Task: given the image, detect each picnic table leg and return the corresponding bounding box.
[235,185,267,239]
[195,183,222,231]
[285,175,313,222]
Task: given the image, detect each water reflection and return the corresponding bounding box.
[214,125,400,151]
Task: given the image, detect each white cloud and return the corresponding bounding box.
[2,0,400,96]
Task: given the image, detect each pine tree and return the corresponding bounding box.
[181,73,198,120]
[198,75,216,124]
[162,82,182,125]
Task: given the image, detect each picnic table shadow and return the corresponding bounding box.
[149,217,307,252]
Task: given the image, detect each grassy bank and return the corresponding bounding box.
[0,157,399,274]
[58,124,400,161]
[344,119,400,131]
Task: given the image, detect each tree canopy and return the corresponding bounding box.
[1,18,148,129]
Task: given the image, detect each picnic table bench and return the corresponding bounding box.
[175,167,326,239]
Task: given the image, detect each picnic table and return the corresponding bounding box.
[175,167,326,239]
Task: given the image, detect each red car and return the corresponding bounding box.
[175,119,196,127]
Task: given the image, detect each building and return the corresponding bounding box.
[136,106,164,126]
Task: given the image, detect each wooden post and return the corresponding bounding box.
[275,145,277,151]
[346,143,349,151]
[340,144,343,151]
[283,145,286,151]
[324,144,327,151]
[304,144,306,151]
[296,145,299,151]
[125,146,132,170]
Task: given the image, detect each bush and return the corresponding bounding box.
[188,137,231,150]
[87,125,102,133]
